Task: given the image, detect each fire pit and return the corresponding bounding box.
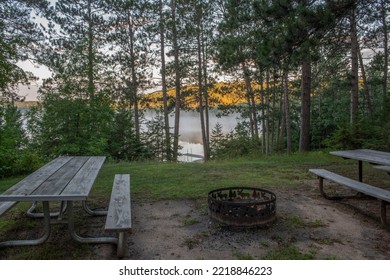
[208,187,276,227]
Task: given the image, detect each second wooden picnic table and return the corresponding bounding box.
[330,149,390,182]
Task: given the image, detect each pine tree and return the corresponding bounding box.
[37,0,114,156]
[168,0,182,161]
[107,0,154,142]
[0,0,48,102]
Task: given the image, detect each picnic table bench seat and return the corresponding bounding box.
[309,168,390,227]
[373,165,390,175]
[104,174,132,258]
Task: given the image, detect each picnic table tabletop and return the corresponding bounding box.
[0,156,106,202]
[330,149,390,166]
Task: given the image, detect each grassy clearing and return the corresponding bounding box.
[90,150,340,202]
[0,150,339,198]
[1,150,386,259]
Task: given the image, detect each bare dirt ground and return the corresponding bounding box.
[93,181,390,260]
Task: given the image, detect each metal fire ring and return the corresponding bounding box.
[208,187,276,227]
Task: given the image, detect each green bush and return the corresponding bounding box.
[210,123,259,159]
[324,120,390,151]
[0,105,42,177]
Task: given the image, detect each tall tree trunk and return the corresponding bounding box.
[283,67,292,153]
[278,69,285,149]
[358,47,373,118]
[381,0,389,114]
[243,65,258,142]
[299,57,311,152]
[87,0,95,102]
[278,88,285,150]
[171,0,181,161]
[159,0,171,161]
[350,8,359,124]
[86,0,97,138]
[271,69,277,149]
[259,73,265,154]
[196,10,209,161]
[265,69,271,155]
[201,22,210,157]
[128,14,140,141]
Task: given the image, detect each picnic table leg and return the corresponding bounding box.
[67,201,118,244]
[26,201,67,219]
[381,200,389,227]
[358,160,363,182]
[317,176,356,200]
[82,200,107,216]
[0,201,51,247]
[117,232,127,258]
[318,177,328,198]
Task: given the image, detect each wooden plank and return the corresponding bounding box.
[31,157,89,197]
[0,157,72,199]
[0,201,17,216]
[105,174,131,231]
[330,149,390,165]
[61,156,106,197]
[309,169,390,202]
[373,165,390,174]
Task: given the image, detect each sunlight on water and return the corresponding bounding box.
[144,109,239,162]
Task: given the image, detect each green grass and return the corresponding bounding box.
[0,151,338,197]
[89,151,340,202]
[262,243,316,260]
[1,150,388,259]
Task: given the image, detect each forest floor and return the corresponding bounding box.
[91,181,390,260]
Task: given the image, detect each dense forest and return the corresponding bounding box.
[0,0,389,177]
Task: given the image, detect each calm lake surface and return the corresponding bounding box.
[144,110,240,162]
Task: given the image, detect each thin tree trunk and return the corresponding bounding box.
[299,57,311,152]
[243,65,258,142]
[128,14,140,141]
[278,88,285,150]
[159,0,171,161]
[278,73,285,149]
[283,67,292,153]
[87,0,95,102]
[271,69,277,149]
[350,9,359,124]
[171,0,181,161]
[201,22,210,156]
[196,9,209,161]
[265,69,270,155]
[358,47,373,118]
[260,73,265,154]
[381,0,389,112]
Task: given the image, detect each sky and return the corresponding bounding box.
[17,60,51,101]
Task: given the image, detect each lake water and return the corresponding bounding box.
[144,110,240,162]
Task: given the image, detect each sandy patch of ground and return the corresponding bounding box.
[94,183,390,260]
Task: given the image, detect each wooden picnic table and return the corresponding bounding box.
[310,149,390,227]
[0,156,119,247]
[330,149,390,182]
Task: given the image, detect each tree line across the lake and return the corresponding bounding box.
[1,0,389,177]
